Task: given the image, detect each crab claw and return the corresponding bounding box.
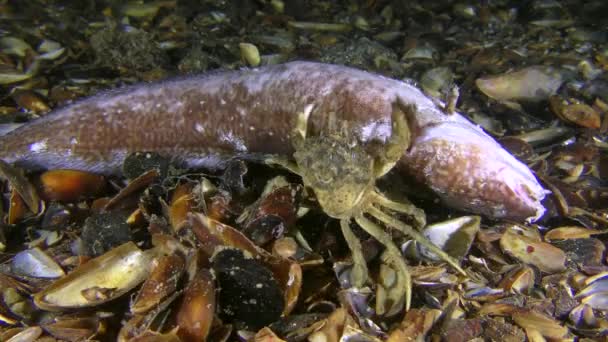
[400,120,548,222]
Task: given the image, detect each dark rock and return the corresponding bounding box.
[212,248,284,329]
[122,152,169,180]
[81,212,132,257]
[554,238,605,266]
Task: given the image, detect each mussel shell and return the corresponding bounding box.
[33,242,152,311]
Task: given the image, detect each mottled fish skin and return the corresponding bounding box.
[0,61,547,221]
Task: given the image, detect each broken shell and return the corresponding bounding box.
[549,96,601,129]
[0,37,32,57]
[238,179,300,246]
[0,64,35,85]
[410,265,447,284]
[582,272,608,290]
[568,303,595,327]
[11,90,50,114]
[131,253,185,314]
[287,21,352,32]
[41,202,75,231]
[176,269,216,342]
[37,39,65,60]
[576,273,608,310]
[420,216,480,263]
[420,67,454,99]
[499,226,566,273]
[387,308,441,342]
[269,0,284,13]
[498,265,535,294]
[341,325,384,342]
[438,317,484,342]
[190,212,260,257]
[122,1,174,18]
[402,44,437,61]
[469,111,506,136]
[511,310,569,339]
[0,307,19,326]
[129,329,182,342]
[560,104,601,130]
[11,247,65,278]
[254,327,286,342]
[463,287,506,301]
[0,160,42,214]
[453,3,477,18]
[33,242,152,311]
[476,66,565,102]
[168,182,195,232]
[3,287,35,322]
[337,288,381,335]
[567,303,608,337]
[544,226,605,241]
[307,307,348,342]
[268,313,327,340]
[4,326,42,342]
[272,237,297,259]
[580,292,608,311]
[0,228,5,253]
[8,189,29,225]
[239,43,261,67]
[0,273,33,294]
[42,316,102,341]
[39,169,106,202]
[119,291,182,342]
[104,168,159,211]
[0,37,33,58]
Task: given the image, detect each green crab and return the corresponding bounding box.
[267,100,466,315]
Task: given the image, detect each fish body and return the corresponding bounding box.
[0,62,547,221]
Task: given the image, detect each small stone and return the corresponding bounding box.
[476,66,565,102]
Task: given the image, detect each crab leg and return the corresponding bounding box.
[264,156,301,175]
[370,190,426,227]
[374,101,413,178]
[367,205,467,276]
[340,219,369,288]
[355,214,411,313]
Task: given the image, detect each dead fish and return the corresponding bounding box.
[0,62,547,221]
